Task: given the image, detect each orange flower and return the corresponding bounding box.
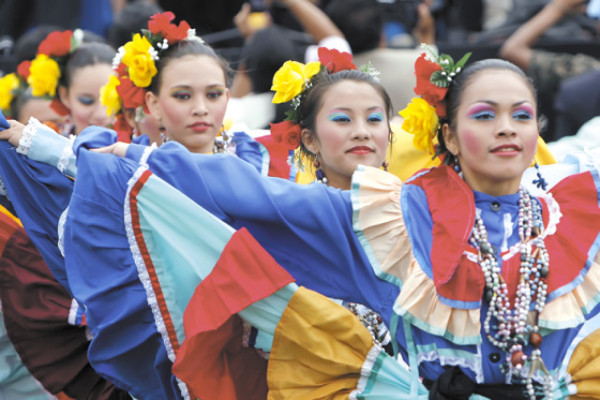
[414,54,448,116]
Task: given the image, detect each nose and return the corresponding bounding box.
[495,113,517,137]
[192,96,208,116]
[92,101,112,127]
[352,119,372,140]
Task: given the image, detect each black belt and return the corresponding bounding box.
[422,366,543,400]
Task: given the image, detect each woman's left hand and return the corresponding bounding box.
[91,142,130,157]
[0,120,25,146]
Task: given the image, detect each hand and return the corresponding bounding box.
[0,120,25,146]
[90,142,130,157]
[414,2,435,45]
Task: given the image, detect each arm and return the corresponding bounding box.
[271,0,344,43]
[0,118,77,178]
[499,0,588,70]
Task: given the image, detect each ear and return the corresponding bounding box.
[145,91,161,122]
[301,128,318,155]
[122,108,136,129]
[442,123,459,156]
[58,86,70,110]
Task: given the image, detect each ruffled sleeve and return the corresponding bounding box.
[119,141,399,312]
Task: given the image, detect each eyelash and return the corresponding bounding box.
[172,91,224,100]
[367,114,384,122]
[77,96,94,106]
[469,110,534,120]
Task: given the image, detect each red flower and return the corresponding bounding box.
[414,54,448,117]
[115,62,128,78]
[114,113,133,143]
[148,12,175,36]
[148,12,190,43]
[38,30,73,57]
[17,60,31,80]
[270,120,301,150]
[50,98,70,117]
[116,76,148,113]
[318,47,356,73]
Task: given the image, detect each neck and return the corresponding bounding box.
[462,172,522,197]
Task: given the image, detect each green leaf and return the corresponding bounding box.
[430,70,450,88]
[455,52,472,70]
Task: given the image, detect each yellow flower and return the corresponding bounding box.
[100,75,121,116]
[27,54,61,97]
[122,34,157,88]
[271,60,321,103]
[0,73,20,110]
[399,97,439,155]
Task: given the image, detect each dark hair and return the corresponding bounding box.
[298,69,393,160]
[242,26,297,93]
[149,39,231,94]
[62,41,115,88]
[325,0,382,54]
[436,58,539,164]
[108,1,163,48]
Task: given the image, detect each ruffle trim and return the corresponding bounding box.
[124,164,191,400]
[17,117,42,156]
[56,135,75,174]
[395,258,482,344]
[351,165,410,288]
[539,256,600,330]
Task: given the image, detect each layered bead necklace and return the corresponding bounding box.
[469,187,554,399]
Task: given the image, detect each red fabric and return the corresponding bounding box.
[129,169,180,351]
[256,134,292,179]
[173,227,295,399]
[411,166,600,305]
[543,172,600,293]
[0,220,126,399]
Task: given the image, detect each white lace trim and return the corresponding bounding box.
[418,348,484,383]
[139,142,157,165]
[57,207,69,257]
[349,344,382,399]
[17,117,42,156]
[57,135,76,174]
[123,164,191,400]
[68,298,79,326]
[537,191,562,238]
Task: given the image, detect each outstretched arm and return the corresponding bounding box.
[269,0,344,43]
[500,0,588,70]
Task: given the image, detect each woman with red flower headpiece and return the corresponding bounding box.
[0,11,303,400]
[60,48,600,400]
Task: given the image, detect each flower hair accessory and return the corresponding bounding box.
[0,60,32,117]
[399,44,471,155]
[270,47,381,154]
[100,12,204,139]
[27,30,84,116]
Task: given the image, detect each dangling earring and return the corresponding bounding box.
[314,156,328,184]
[452,154,461,173]
[532,162,548,190]
[381,161,389,172]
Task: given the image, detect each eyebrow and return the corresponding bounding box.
[473,100,531,107]
[329,106,384,112]
[169,83,226,90]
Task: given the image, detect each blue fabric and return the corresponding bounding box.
[133,134,150,146]
[65,150,185,399]
[0,142,73,293]
[0,109,9,130]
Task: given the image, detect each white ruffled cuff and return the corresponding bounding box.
[16,117,42,156]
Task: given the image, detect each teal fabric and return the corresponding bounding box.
[28,124,77,178]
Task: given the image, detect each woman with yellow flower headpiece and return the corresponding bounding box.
[67,50,600,400]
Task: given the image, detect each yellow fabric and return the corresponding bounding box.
[295,124,556,184]
[267,286,373,399]
[567,327,600,399]
[0,204,22,227]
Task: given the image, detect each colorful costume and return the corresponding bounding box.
[65,128,600,399]
[0,119,289,399]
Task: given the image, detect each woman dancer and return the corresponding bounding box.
[68,48,600,399]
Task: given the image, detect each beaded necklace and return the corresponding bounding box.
[469,187,554,399]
